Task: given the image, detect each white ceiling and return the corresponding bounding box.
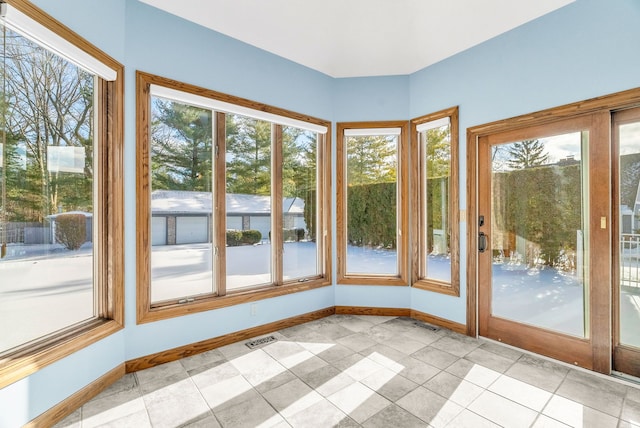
[139,0,575,78]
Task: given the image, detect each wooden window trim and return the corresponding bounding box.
[336,121,409,286]
[410,106,460,296]
[466,86,640,339]
[0,0,124,390]
[136,72,332,324]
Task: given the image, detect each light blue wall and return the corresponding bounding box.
[4,0,640,424]
[32,0,126,61]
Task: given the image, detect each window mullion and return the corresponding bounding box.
[215,111,227,296]
[272,124,283,285]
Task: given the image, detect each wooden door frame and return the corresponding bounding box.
[466,87,640,374]
[612,107,640,376]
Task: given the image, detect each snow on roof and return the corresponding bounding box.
[151,190,305,215]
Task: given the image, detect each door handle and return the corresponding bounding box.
[479,232,487,253]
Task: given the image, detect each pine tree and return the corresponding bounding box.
[347,135,397,185]
[151,99,213,192]
[507,139,549,169]
[225,114,271,195]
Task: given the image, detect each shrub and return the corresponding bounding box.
[55,213,86,250]
[226,229,242,246]
[241,229,262,245]
[295,228,305,241]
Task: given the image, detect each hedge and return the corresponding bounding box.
[55,213,86,250]
[347,182,397,249]
[226,229,261,246]
[493,163,581,269]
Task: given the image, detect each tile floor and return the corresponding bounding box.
[55,315,640,428]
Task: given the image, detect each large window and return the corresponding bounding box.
[137,72,331,322]
[411,107,460,295]
[336,121,408,285]
[0,1,123,387]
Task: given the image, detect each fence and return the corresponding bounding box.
[621,234,640,289]
[0,222,50,244]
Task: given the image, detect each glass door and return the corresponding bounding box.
[478,113,610,370]
[613,107,640,377]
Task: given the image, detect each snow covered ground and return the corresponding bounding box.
[1,242,639,353]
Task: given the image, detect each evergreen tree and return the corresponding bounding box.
[424,126,450,178]
[347,135,397,185]
[225,114,271,195]
[151,99,212,191]
[507,139,549,169]
[282,127,316,198]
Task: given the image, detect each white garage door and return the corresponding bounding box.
[151,216,167,246]
[176,216,208,244]
[249,216,271,241]
[226,216,242,230]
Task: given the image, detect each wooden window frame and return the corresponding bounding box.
[336,121,409,286]
[0,0,124,390]
[136,72,332,324]
[411,107,460,296]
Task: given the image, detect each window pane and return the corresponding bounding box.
[226,114,272,290]
[346,134,398,275]
[282,127,318,280]
[423,124,451,282]
[150,97,213,303]
[0,29,95,353]
[490,133,588,337]
[618,120,640,348]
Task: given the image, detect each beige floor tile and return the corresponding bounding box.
[542,394,618,428]
[396,386,463,426]
[445,409,500,428]
[361,367,419,401]
[96,409,152,428]
[142,377,210,428]
[430,335,480,358]
[424,371,484,407]
[622,397,640,424]
[229,348,287,387]
[135,360,187,388]
[556,375,625,417]
[531,414,572,427]
[397,355,441,384]
[81,388,146,428]
[468,390,538,428]
[362,403,429,428]
[262,378,323,418]
[180,348,226,372]
[327,382,391,423]
[504,355,569,393]
[215,395,286,428]
[285,398,349,428]
[488,374,552,411]
[411,346,459,370]
[464,348,515,373]
[445,359,501,388]
[337,333,378,352]
[198,374,260,411]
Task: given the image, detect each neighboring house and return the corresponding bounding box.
[151,190,307,245]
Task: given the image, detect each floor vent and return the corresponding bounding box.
[246,335,278,349]
[414,321,439,332]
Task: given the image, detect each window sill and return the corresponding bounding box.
[0,318,123,389]
[412,279,460,296]
[137,278,332,324]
